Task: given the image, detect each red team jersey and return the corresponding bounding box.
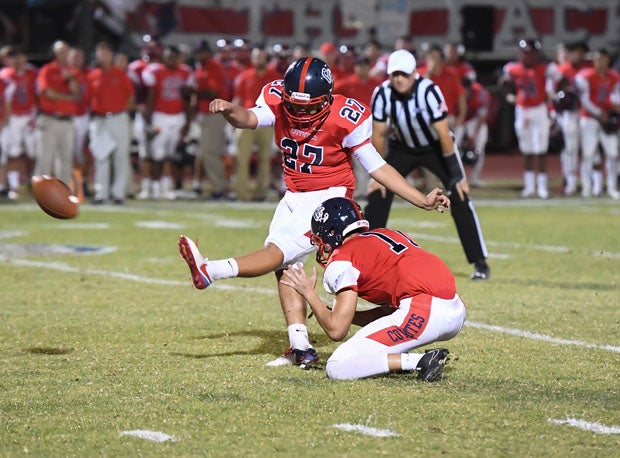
[423,66,464,115]
[503,61,557,107]
[0,77,15,119]
[37,61,80,115]
[255,80,372,194]
[87,66,135,114]
[576,67,620,117]
[465,81,490,122]
[234,66,281,108]
[128,59,159,105]
[333,74,383,107]
[0,65,37,115]
[74,67,90,116]
[143,64,190,114]
[190,58,227,113]
[323,228,456,305]
[557,61,592,87]
[446,60,476,82]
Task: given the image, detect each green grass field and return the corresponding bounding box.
[1,191,619,457]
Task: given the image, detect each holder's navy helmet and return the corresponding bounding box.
[310,197,369,266]
[282,57,333,129]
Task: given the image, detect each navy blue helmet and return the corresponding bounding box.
[282,57,333,129]
[310,197,369,266]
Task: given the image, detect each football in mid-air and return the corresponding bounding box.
[31,175,79,219]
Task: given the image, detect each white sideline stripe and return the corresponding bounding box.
[548,418,620,435]
[332,423,399,437]
[119,430,178,442]
[5,259,619,354]
[7,259,275,293]
[466,321,620,353]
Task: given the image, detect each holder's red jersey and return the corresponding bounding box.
[0,65,37,115]
[143,63,191,114]
[253,80,373,193]
[323,228,456,305]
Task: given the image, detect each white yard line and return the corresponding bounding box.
[119,430,178,442]
[5,258,618,354]
[332,423,399,437]
[465,322,620,353]
[548,418,620,435]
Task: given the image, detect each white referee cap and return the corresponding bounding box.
[387,49,416,75]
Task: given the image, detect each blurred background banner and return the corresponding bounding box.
[1,0,618,61]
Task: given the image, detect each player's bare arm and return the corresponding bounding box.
[371,164,449,212]
[280,264,357,341]
[209,98,258,129]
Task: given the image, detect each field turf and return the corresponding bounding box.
[1,191,619,456]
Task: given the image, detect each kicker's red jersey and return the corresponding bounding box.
[323,228,457,305]
[256,80,372,193]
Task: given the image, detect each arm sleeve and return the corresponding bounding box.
[353,142,387,174]
[249,90,276,127]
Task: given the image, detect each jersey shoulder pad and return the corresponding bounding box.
[328,94,372,130]
[261,79,285,106]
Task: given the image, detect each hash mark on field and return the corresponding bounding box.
[5,259,619,354]
[548,418,620,435]
[333,423,399,437]
[466,322,620,353]
[119,430,179,442]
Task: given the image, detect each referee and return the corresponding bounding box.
[364,49,490,280]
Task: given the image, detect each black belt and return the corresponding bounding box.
[41,112,73,121]
[92,111,125,118]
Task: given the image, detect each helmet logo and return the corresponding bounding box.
[313,205,329,223]
[291,91,310,101]
[321,67,333,84]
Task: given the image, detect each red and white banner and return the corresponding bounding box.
[129,0,620,59]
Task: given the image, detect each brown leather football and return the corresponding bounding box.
[31,175,79,219]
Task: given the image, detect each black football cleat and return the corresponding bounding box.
[416,348,450,382]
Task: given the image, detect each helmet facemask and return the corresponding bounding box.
[282,91,331,130]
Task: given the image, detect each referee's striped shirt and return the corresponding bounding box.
[371,76,448,149]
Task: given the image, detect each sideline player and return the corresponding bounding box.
[575,48,620,199]
[281,197,464,380]
[178,57,450,367]
[501,38,561,199]
[0,46,32,200]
